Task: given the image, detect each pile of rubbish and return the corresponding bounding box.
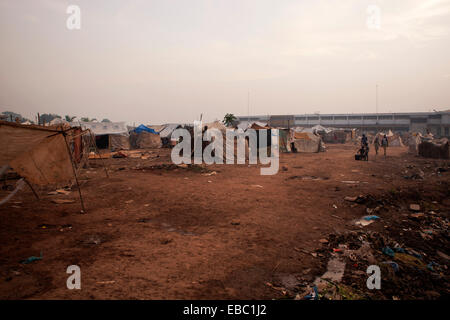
[286,188,449,300]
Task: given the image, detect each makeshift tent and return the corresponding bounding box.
[48,118,69,126]
[418,138,449,159]
[147,124,166,133]
[278,129,292,153]
[0,121,96,211]
[72,121,130,150]
[159,124,182,147]
[204,120,227,132]
[375,132,404,147]
[237,121,269,131]
[323,130,348,144]
[129,125,162,149]
[311,124,332,134]
[134,124,158,134]
[290,130,324,153]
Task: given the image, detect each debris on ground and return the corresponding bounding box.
[51,199,76,204]
[20,252,43,264]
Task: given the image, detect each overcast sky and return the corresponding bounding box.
[1,0,449,124]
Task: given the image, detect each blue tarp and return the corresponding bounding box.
[134,124,158,134]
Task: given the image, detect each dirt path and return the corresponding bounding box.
[0,144,448,299]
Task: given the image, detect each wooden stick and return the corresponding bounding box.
[87,130,109,178]
[62,132,86,213]
[24,178,39,200]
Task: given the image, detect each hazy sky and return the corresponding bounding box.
[1,0,449,124]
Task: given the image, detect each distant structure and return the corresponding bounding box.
[236,111,450,137]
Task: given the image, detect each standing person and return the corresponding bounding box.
[361,134,368,147]
[374,135,380,155]
[381,134,388,157]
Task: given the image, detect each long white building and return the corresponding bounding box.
[237,111,450,137]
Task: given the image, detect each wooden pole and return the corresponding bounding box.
[62,132,86,213]
[24,178,39,200]
[88,130,109,178]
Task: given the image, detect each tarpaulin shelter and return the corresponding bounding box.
[71,121,130,150]
[130,124,162,149]
[278,129,292,153]
[134,124,158,134]
[375,131,405,147]
[290,129,324,153]
[0,121,96,211]
[418,138,449,159]
[159,124,183,147]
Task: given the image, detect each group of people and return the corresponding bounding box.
[358,133,389,160]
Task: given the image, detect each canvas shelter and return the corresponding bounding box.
[278,129,292,153]
[159,124,183,147]
[147,124,166,133]
[418,138,449,159]
[130,125,162,149]
[290,129,324,153]
[72,121,130,150]
[375,131,405,147]
[0,121,97,211]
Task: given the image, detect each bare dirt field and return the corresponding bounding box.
[0,144,449,300]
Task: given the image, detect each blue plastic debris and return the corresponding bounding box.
[363,215,380,221]
[134,125,158,134]
[393,247,406,253]
[382,261,399,273]
[382,247,395,258]
[20,252,43,264]
[427,262,439,272]
[304,285,319,300]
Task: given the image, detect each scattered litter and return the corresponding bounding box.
[356,215,379,226]
[382,261,399,273]
[410,212,425,219]
[97,280,116,284]
[51,199,75,204]
[56,189,71,195]
[230,220,240,226]
[202,171,217,176]
[382,247,395,258]
[409,204,421,212]
[436,251,450,261]
[20,252,43,264]
[265,282,287,295]
[315,256,346,283]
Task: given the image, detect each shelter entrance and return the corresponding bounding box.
[95,134,109,149]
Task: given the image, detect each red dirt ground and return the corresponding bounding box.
[0,144,448,299]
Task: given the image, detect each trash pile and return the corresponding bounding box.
[295,188,449,300]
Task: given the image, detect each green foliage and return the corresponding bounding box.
[223,113,237,127]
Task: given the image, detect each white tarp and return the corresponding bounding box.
[159,124,181,139]
[71,121,129,136]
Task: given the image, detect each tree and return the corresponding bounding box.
[65,115,76,122]
[101,118,111,123]
[1,111,23,122]
[223,113,237,127]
